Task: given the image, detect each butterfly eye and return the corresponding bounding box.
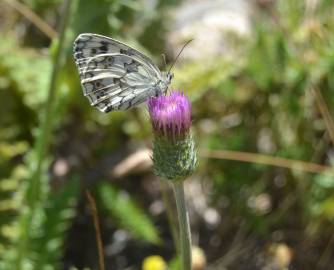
[167,72,174,82]
[107,56,113,63]
[95,81,101,87]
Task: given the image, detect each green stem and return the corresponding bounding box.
[27,0,73,206]
[15,1,75,269]
[172,182,192,270]
[160,180,179,254]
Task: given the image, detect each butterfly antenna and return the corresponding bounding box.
[168,39,193,73]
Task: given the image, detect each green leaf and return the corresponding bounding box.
[31,177,79,269]
[98,183,161,244]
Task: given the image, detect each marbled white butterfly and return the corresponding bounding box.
[73,33,173,113]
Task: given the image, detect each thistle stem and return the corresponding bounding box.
[172,182,192,270]
[160,180,179,254]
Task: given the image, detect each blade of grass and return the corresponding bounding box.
[200,149,334,176]
[86,191,105,270]
[115,148,333,177]
[4,0,57,39]
[311,86,334,145]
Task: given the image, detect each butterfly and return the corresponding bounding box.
[73,33,173,113]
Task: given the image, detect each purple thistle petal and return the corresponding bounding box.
[148,91,192,141]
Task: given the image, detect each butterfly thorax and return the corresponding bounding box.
[159,71,173,94]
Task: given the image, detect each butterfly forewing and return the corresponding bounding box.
[73,33,168,112]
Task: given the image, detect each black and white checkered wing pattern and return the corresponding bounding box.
[73,33,167,112]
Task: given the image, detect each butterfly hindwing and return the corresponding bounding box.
[73,33,167,112]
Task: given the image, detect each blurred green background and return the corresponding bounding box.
[1,0,334,269]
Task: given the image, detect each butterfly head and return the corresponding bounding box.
[167,72,174,84]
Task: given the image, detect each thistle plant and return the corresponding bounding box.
[148,91,197,270]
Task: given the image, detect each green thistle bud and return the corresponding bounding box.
[148,91,197,181]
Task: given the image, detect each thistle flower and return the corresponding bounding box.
[148,91,197,181]
[148,91,192,141]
